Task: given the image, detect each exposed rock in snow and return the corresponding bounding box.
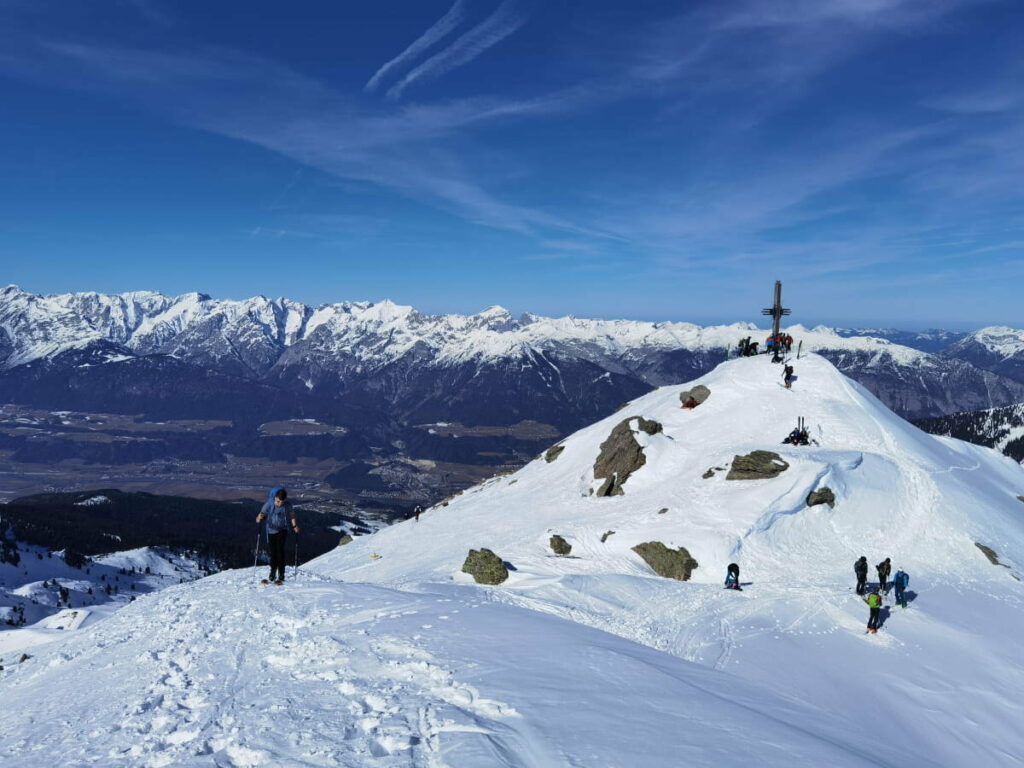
[806,487,836,508]
[543,444,565,463]
[461,548,508,584]
[593,417,661,496]
[679,384,711,407]
[632,541,699,581]
[725,450,789,480]
[549,535,571,555]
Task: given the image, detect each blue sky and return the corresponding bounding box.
[1,0,1022,328]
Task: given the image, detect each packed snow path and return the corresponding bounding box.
[0,568,917,768]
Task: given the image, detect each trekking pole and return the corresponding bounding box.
[293,534,299,580]
[250,528,260,581]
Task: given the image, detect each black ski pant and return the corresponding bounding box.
[867,607,880,630]
[878,573,889,592]
[268,531,288,581]
[855,575,867,595]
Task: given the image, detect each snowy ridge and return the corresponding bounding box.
[0,284,935,371]
[322,353,1024,586]
[316,353,1024,766]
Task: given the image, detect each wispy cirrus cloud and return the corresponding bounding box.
[365,0,468,94]
[7,38,603,239]
[1,0,1019,317]
[383,0,529,100]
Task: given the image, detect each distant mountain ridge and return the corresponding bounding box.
[2,285,1023,440]
[835,327,969,353]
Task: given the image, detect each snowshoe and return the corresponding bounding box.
[260,579,271,586]
[274,580,284,586]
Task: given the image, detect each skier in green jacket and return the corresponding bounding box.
[864,591,882,634]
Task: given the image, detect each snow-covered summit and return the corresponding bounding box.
[312,353,1024,766]
[957,325,1024,358]
[321,352,1024,586]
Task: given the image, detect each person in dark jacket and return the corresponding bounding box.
[854,556,868,595]
[724,562,742,590]
[783,364,795,389]
[256,488,299,585]
[864,590,882,633]
[414,505,423,522]
[892,568,910,608]
[876,557,891,593]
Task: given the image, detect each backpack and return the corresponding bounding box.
[265,486,290,532]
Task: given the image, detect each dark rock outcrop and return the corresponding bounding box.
[461,548,509,584]
[631,541,698,581]
[549,535,572,555]
[600,530,615,543]
[975,542,1006,567]
[544,444,565,463]
[679,385,711,407]
[658,508,668,514]
[635,417,663,435]
[338,534,353,546]
[725,451,789,480]
[806,487,836,508]
[594,417,662,496]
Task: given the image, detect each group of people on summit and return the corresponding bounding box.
[856,556,910,633]
[765,333,794,354]
[736,333,796,358]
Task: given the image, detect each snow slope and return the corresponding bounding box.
[0,569,925,768]
[316,353,1024,766]
[0,543,207,654]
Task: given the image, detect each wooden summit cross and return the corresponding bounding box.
[761,280,790,341]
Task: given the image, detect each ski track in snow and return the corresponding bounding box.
[0,572,521,768]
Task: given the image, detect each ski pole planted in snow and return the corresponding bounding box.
[293,534,299,580]
[253,528,262,583]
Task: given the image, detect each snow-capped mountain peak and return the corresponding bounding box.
[968,326,1024,358]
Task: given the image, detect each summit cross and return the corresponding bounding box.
[761,280,791,340]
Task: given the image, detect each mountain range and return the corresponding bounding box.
[2,286,1023,500]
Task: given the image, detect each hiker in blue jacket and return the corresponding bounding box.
[256,488,299,585]
[893,568,910,609]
